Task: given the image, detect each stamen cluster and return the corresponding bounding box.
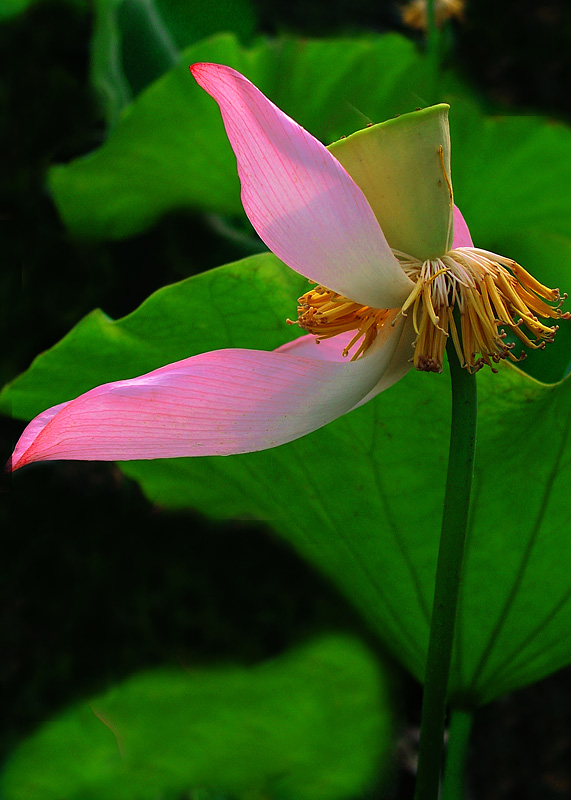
[291,286,392,360]
[293,247,569,373]
[397,247,568,372]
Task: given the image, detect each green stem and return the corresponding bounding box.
[413,341,477,800]
[441,709,473,800]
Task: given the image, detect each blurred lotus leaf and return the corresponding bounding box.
[0,635,393,800]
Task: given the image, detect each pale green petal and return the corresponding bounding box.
[328,104,453,260]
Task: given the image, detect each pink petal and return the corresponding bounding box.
[275,332,355,362]
[9,335,405,471]
[350,315,415,409]
[452,205,474,248]
[278,321,414,410]
[190,63,413,310]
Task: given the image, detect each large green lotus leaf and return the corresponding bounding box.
[49,32,463,239]
[0,635,392,800]
[92,0,256,127]
[3,253,571,707]
[450,99,571,246]
[0,254,304,418]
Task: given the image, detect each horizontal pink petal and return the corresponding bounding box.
[275,332,356,362]
[9,334,406,470]
[350,315,415,409]
[452,205,473,248]
[190,63,413,310]
[278,321,414,410]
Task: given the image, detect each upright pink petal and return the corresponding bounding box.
[452,205,474,248]
[190,63,413,310]
[9,331,404,471]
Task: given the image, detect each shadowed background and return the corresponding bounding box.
[2,1,571,797]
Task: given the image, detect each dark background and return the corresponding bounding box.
[2,1,571,796]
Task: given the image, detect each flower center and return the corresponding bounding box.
[292,247,569,372]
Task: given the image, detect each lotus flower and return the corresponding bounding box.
[8,65,567,471]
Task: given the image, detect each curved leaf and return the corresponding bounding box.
[0,635,393,800]
[49,33,458,239]
[92,0,256,126]
[4,253,571,706]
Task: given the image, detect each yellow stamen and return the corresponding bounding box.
[422,282,441,329]
[399,278,424,316]
[289,246,568,373]
[397,247,567,372]
[290,285,393,360]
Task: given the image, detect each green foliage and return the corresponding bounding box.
[1,254,304,417]
[0,635,393,800]
[3,253,571,707]
[92,0,256,126]
[0,0,83,19]
[49,33,463,239]
[0,0,35,19]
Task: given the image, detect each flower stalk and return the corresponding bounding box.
[413,331,477,800]
[441,708,474,800]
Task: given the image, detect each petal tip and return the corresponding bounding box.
[4,449,29,473]
[190,62,232,86]
[6,451,28,473]
[189,62,211,82]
